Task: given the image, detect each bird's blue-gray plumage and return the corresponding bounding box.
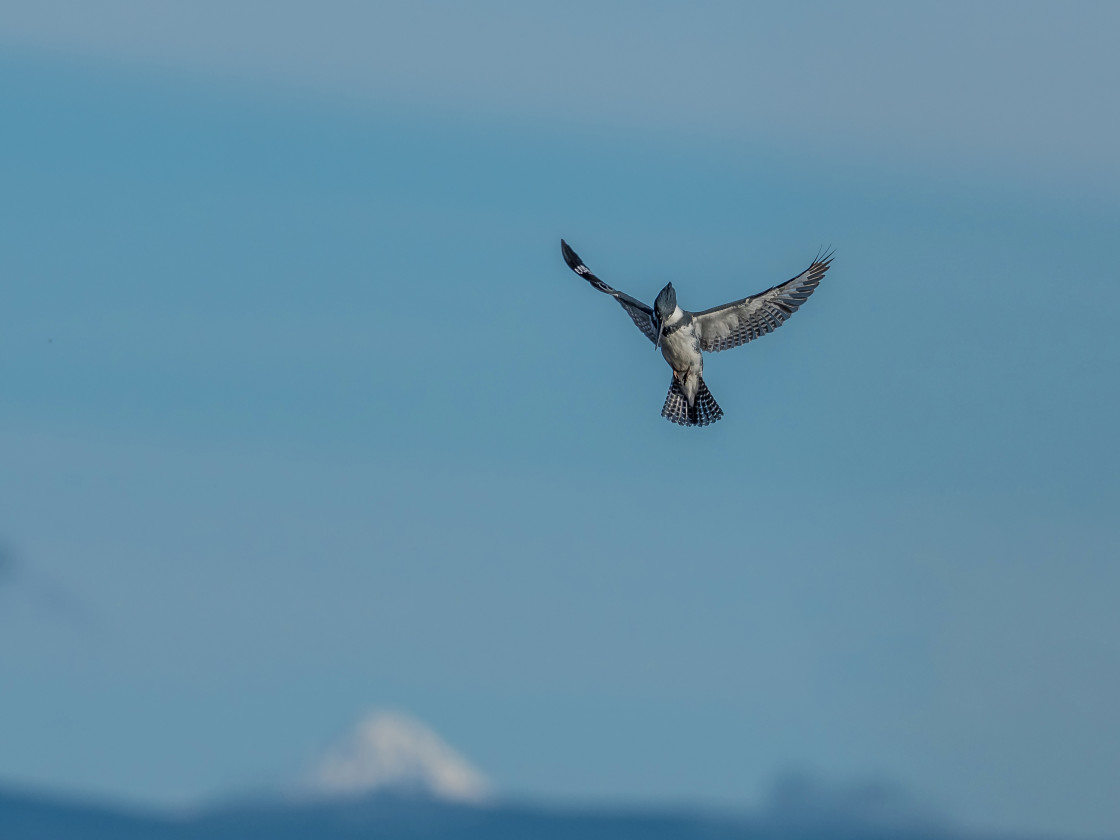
[654,283,677,321]
[560,239,833,427]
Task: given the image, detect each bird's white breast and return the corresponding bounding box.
[660,310,703,373]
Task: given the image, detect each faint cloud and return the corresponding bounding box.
[302,710,492,804]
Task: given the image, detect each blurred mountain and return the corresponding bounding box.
[301,711,491,803]
[760,772,948,835]
[0,710,1053,839]
[0,782,1038,840]
[0,787,177,840]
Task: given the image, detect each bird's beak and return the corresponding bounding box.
[654,324,663,351]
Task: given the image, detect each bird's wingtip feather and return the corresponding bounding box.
[811,245,836,271]
[561,239,584,272]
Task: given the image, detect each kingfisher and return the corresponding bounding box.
[560,239,833,427]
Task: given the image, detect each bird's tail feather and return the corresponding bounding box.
[661,377,723,427]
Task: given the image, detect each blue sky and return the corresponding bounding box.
[1,3,1118,837]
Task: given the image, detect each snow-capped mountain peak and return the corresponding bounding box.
[305,711,491,803]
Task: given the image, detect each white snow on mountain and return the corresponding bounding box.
[304,711,491,803]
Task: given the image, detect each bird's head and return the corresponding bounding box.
[653,282,676,350]
[654,282,677,321]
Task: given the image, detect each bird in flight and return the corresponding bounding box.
[560,240,833,427]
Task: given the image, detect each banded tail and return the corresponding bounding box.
[661,377,723,427]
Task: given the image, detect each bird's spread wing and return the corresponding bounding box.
[561,240,658,344]
[694,251,833,352]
